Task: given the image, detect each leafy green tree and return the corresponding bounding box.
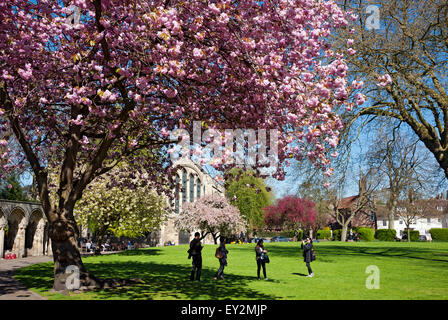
[0,175,27,201]
[224,168,273,234]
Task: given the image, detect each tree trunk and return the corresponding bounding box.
[212,233,219,245]
[407,228,411,243]
[292,229,298,242]
[341,224,348,242]
[388,199,396,230]
[95,227,108,255]
[95,235,103,255]
[49,216,101,292]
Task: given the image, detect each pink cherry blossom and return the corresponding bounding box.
[355,92,366,105]
[377,74,393,87]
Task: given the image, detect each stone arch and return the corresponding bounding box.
[25,209,45,256]
[5,207,27,258]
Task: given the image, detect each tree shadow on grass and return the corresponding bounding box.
[321,245,448,264]
[265,243,448,266]
[114,249,162,257]
[13,262,54,292]
[14,260,280,300]
[86,261,278,300]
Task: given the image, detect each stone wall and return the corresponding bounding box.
[0,200,51,259]
[152,158,225,247]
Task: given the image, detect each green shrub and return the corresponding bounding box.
[279,230,296,238]
[316,229,332,240]
[332,229,341,241]
[411,230,420,241]
[354,227,375,241]
[430,228,448,241]
[375,229,397,241]
[402,230,420,241]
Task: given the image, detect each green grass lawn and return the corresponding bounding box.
[13,241,448,300]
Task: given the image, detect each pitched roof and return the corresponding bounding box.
[375,198,448,219]
[337,195,360,210]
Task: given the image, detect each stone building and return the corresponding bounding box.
[148,157,225,246]
[0,199,51,259]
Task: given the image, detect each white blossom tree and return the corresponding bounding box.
[175,194,245,244]
[74,175,169,254]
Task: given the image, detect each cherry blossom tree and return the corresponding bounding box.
[264,196,317,239]
[0,0,355,290]
[175,194,245,244]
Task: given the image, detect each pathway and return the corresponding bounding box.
[0,256,52,300]
[0,250,125,300]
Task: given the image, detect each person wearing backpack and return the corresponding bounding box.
[255,239,269,280]
[214,236,229,280]
[301,237,315,277]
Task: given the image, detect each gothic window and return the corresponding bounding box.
[182,169,187,204]
[175,174,180,214]
[190,174,195,202]
[197,179,201,199]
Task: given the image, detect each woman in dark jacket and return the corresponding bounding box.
[255,239,268,280]
[214,236,229,280]
[301,237,314,277]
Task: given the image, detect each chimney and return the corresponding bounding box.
[359,174,367,195]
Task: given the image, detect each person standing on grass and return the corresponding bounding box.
[188,232,203,281]
[255,239,268,280]
[214,236,229,280]
[301,237,314,277]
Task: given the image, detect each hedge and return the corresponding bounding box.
[402,230,420,241]
[332,229,341,241]
[316,229,332,240]
[429,228,448,241]
[354,227,375,241]
[375,229,397,241]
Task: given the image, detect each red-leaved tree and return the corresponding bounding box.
[264,196,317,239]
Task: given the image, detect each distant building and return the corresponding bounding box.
[376,194,448,239]
[329,176,377,232]
[147,157,225,246]
[332,194,377,230]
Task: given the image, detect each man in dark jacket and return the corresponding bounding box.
[301,237,314,277]
[189,232,203,281]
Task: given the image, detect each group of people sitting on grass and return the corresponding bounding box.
[187,232,316,282]
[347,229,360,242]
